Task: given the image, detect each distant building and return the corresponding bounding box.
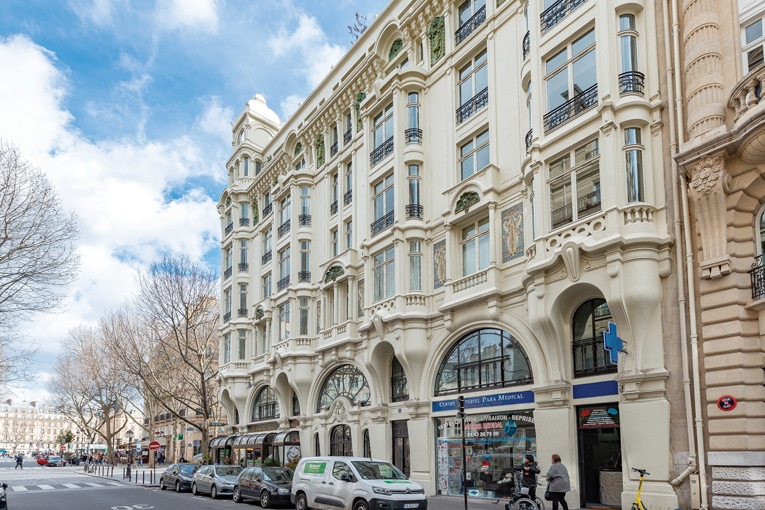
[0,399,78,455]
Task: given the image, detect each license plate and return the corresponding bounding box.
[404,505,419,509]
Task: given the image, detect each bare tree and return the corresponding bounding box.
[48,325,140,464]
[348,12,368,42]
[0,141,79,386]
[104,254,223,461]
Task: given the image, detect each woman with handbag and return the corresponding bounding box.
[545,454,571,510]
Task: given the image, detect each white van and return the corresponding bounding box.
[291,456,428,510]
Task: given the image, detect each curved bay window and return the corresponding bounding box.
[330,424,352,456]
[251,386,280,421]
[572,299,617,377]
[435,328,533,395]
[391,357,409,402]
[316,364,371,411]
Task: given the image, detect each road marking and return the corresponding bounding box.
[38,484,56,490]
[63,483,80,488]
[86,482,104,487]
[11,486,28,492]
[107,482,123,486]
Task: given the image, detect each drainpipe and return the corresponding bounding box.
[661,0,709,508]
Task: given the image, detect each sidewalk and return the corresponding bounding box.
[83,464,160,488]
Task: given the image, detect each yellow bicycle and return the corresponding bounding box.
[631,468,649,510]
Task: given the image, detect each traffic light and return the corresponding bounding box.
[457,395,465,419]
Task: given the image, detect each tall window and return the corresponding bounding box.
[345,162,353,204]
[456,0,487,44]
[457,50,488,123]
[224,287,232,319]
[406,92,422,143]
[619,14,642,95]
[238,330,246,360]
[243,156,250,177]
[316,364,371,411]
[459,129,490,180]
[262,228,273,262]
[331,228,339,256]
[278,302,291,341]
[223,332,231,364]
[345,220,353,249]
[409,241,422,291]
[391,357,409,401]
[744,14,765,72]
[345,111,353,143]
[545,28,597,130]
[372,173,395,234]
[407,164,422,219]
[299,297,310,335]
[252,386,279,421]
[300,241,311,278]
[240,240,248,270]
[263,190,272,215]
[549,139,600,228]
[461,217,490,276]
[255,160,262,175]
[373,246,395,301]
[300,187,311,225]
[239,283,247,316]
[435,328,533,395]
[279,247,291,282]
[624,127,644,203]
[280,194,291,227]
[262,273,272,298]
[331,173,339,214]
[371,103,394,165]
[225,246,233,275]
[330,426,353,457]
[572,299,616,377]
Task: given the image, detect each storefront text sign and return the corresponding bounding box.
[432,390,534,413]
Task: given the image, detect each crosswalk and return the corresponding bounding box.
[9,480,124,493]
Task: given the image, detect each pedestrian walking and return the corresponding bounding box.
[14,453,23,469]
[545,454,571,510]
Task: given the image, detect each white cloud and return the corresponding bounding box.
[0,34,220,397]
[196,96,234,144]
[279,94,304,121]
[268,13,345,88]
[154,0,221,33]
[67,0,124,27]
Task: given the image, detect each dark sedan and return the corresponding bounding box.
[159,463,199,492]
[232,466,294,507]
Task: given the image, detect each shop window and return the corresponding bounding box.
[391,357,409,402]
[330,425,353,456]
[572,299,617,377]
[435,328,533,395]
[251,386,280,421]
[316,364,371,411]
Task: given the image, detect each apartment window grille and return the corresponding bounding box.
[541,0,588,33]
[457,50,488,124]
[456,0,487,45]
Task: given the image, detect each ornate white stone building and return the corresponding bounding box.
[214,0,715,508]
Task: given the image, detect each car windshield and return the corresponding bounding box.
[351,461,407,480]
[49,457,60,461]
[263,467,294,482]
[180,465,197,474]
[217,466,242,477]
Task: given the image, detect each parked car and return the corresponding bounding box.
[36,457,48,466]
[233,466,294,507]
[159,463,199,492]
[46,456,64,467]
[291,457,427,510]
[192,464,243,498]
[0,482,7,509]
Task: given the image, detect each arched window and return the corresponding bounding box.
[363,429,371,457]
[314,432,320,456]
[391,357,409,402]
[251,386,280,421]
[316,365,371,411]
[572,299,617,377]
[330,424,353,456]
[435,328,533,395]
[758,207,765,256]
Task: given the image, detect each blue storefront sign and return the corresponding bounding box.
[432,390,534,413]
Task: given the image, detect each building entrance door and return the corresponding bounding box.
[391,420,410,477]
[576,404,622,508]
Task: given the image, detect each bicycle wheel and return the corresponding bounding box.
[510,497,540,510]
[534,497,545,510]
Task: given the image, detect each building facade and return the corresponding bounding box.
[672,0,765,509]
[0,400,78,455]
[217,0,696,508]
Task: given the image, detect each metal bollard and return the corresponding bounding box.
[143,471,145,484]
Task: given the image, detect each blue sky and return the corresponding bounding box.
[0,0,389,400]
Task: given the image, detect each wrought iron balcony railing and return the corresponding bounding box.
[298,271,311,283]
[456,87,489,124]
[223,312,231,322]
[224,223,234,235]
[619,71,645,96]
[750,255,765,299]
[239,218,249,227]
[370,137,394,166]
[238,262,249,272]
[523,31,530,60]
[224,267,232,280]
[238,308,248,318]
[262,202,273,216]
[541,0,588,33]
[299,214,311,226]
[262,250,272,264]
[405,204,424,219]
[330,141,338,157]
[344,190,353,205]
[543,84,598,132]
[371,210,395,235]
[455,5,487,45]
[277,276,291,291]
[344,128,353,144]
[405,128,422,144]
[278,220,291,237]
[330,200,338,215]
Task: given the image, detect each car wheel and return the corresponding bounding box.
[260,490,271,508]
[160,479,166,490]
[191,483,199,495]
[211,484,218,499]
[175,481,181,493]
[295,492,309,510]
[353,499,370,510]
[233,487,242,503]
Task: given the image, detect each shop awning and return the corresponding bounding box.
[209,436,227,448]
[254,432,276,446]
[273,430,300,446]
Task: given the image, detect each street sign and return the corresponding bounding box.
[149,441,161,451]
[60,445,66,451]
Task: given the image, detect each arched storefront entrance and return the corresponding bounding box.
[330,424,352,456]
